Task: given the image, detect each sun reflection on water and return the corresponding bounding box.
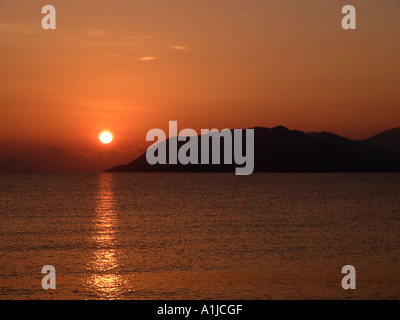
[84,174,127,299]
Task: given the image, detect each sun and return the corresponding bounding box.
[100,131,113,144]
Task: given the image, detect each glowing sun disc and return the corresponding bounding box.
[100,132,113,144]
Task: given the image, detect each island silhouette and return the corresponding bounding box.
[106,126,400,173]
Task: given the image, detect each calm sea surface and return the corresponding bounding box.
[0,173,399,300]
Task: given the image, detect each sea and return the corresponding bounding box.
[0,173,399,299]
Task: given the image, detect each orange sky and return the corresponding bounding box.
[0,0,399,172]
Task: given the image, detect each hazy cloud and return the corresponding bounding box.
[45,146,66,158]
[138,56,157,61]
[0,23,36,35]
[86,28,107,36]
[0,144,145,173]
[172,45,189,50]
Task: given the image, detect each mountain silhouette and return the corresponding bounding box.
[359,127,400,155]
[106,126,400,173]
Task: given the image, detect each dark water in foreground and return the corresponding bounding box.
[0,173,399,300]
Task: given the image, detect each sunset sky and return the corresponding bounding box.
[1,0,399,172]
